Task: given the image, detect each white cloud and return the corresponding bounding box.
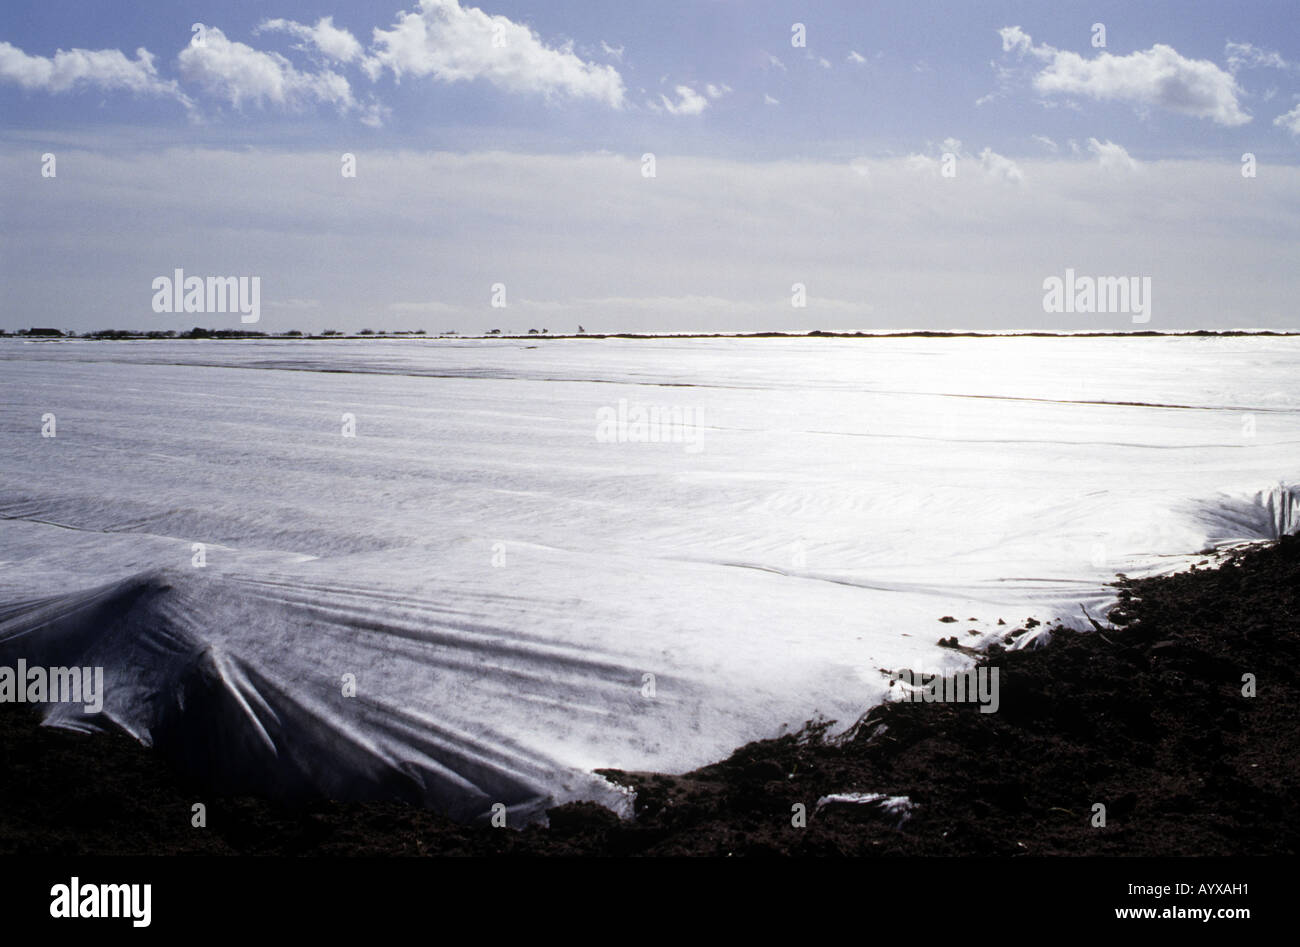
[600,41,624,62]
[1032,134,1059,152]
[177,28,356,114]
[1225,41,1292,74]
[1087,138,1139,172]
[998,27,1251,126]
[367,0,624,108]
[765,52,787,71]
[764,93,779,106]
[979,52,1030,106]
[257,16,364,63]
[847,51,867,65]
[658,84,708,116]
[979,147,1023,183]
[1275,103,1300,136]
[905,153,940,174]
[1039,47,1249,125]
[998,26,1052,61]
[360,99,392,127]
[906,140,1022,183]
[705,83,731,100]
[0,40,190,105]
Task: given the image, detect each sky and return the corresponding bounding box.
[1,0,1298,334]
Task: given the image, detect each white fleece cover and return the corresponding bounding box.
[1,336,1296,821]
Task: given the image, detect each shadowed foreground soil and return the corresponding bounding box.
[2,536,1296,856]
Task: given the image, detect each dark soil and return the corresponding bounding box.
[3,536,1297,856]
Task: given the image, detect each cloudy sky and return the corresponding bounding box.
[2,0,1298,334]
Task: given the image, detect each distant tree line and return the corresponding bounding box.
[3,327,1294,341]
